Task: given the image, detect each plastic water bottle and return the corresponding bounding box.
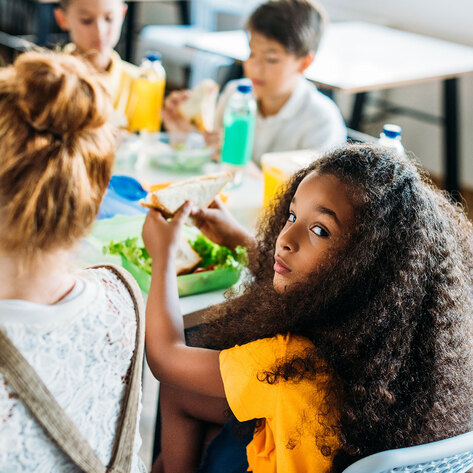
[379,124,406,156]
[126,52,166,133]
[221,81,257,184]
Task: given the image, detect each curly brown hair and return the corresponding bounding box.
[198,144,473,471]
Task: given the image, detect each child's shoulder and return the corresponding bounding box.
[276,333,315,356]
[296,77,335,106]
[82,265,140,306]
[228,333,314,360]
[292,77,346,135]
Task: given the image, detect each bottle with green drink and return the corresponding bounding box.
[221,81,256,185]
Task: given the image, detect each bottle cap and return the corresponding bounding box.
[382,123,402,139]
[145,51,162,62]
[237,80,253,93]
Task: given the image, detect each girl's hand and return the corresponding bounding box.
[190,196,256,250]
[162,90,196,133]
[142,202,192,265]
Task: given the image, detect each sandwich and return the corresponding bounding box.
[175,237,202,275]
[178,79,219,131]
[105,235,202,276]
[141,172,232,217]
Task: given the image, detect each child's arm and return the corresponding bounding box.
[142,203,225,398]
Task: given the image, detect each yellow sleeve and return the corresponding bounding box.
[219,335,290,422]
[107,52,139,114]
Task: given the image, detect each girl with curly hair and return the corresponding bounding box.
[143,143,473,473]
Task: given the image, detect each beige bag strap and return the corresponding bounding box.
[93,264,145,473]
[0,264,145,473]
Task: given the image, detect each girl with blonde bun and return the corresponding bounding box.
[0,52,146,472]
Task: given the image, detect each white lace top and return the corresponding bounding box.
[0,267,147,472]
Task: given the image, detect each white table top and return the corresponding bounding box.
[187,21,473,93]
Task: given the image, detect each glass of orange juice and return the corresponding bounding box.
[261,150,319,207]
[126,54,166,133]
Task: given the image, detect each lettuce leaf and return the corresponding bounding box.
[104,233,248,275]
[189,233,248,270]
[104,237,152,275]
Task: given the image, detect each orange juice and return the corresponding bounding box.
[126,54,166,133]
[261,150,319,207]
[126,76,165,132]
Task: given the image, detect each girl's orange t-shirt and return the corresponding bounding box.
[220,334,339,473]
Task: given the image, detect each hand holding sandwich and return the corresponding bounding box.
[142,201,192,268]
[162,90,195,133]
[141,172,256,258]
[190,196,256,252]
[163,81,223,161]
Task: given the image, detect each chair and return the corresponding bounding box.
[135,0,259,88]
[342,431,473,473]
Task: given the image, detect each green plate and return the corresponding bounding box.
[87,215,242,297]
[121,256,241,296]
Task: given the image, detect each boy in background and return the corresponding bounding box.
[164,0,347,165]
[54,0,140,128]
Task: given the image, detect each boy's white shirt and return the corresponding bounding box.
[215,76,347,166]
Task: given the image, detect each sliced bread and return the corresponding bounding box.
[141,173,231,217]
[175,237,202,275]
[178,79,219,131]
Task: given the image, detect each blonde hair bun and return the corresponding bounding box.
[14,52,110,136]
[0,51,116,259]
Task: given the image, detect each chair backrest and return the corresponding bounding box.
[342,431,473,473]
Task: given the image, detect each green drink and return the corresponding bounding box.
[221,112,256,166]
[221,82,257,169]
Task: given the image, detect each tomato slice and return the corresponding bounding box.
[193,264,216,274]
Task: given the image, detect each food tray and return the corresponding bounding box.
[87,215,242,297]
[121,256,241,296]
